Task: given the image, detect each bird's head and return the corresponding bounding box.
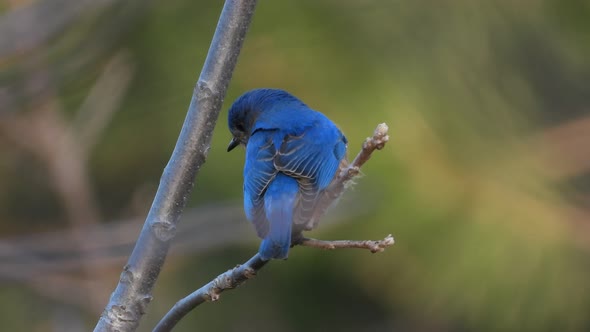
[226,98,252,152]
[227,88,305,152]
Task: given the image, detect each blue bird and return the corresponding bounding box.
[227,89,348,260]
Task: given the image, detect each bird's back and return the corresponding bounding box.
[258,107,347,229]
[229,89,347,259]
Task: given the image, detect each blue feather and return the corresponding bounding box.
[228,89,348,260]
[259,173,298,260]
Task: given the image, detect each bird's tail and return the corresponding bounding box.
[260,173,298,260]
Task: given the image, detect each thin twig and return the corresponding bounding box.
[341,122,390,179]
[154,233,393,332]
[93,1,258,331]
[153,255,267,332]
[297,234,394,253]
[309,123,390,229]
[153,123,392,332]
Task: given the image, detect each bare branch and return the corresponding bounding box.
[309,123,390,229]
[153,123,392,332]
[153,255,267,332]
[154,232,394,332]
[341,122,390,179]
[93,1,258,331]
[297,234,395,253]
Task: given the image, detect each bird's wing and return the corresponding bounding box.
[243,130,277,238]
[273,125,347,228]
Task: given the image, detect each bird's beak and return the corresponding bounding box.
[227,137,240,152]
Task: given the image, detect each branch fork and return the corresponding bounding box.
[154,123,393,332]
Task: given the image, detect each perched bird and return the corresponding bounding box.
[227,89,348,260]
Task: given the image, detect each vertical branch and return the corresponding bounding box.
[93,1,258,331]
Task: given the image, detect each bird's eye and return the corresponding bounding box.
[235,124,245,132]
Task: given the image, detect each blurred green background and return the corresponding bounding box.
[1,0,590,331]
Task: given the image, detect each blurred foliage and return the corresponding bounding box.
[1,0,589,331]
